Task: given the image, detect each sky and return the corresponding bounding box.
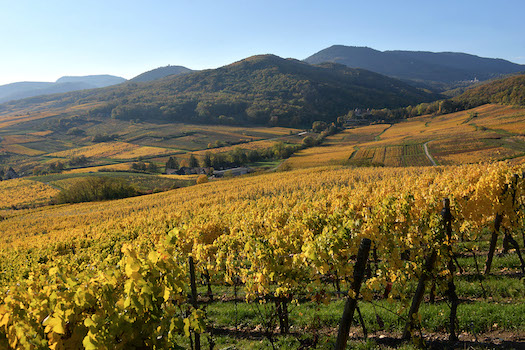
[0,0,524,85]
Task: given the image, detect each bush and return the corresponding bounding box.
[55,177,138,204]
[196,174,208,184]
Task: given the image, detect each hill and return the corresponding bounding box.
[453,73,525,108]
[130,65,193,82]
[304,45,525,91]
[102,55,439,127]
[0,74,126,103]
[56,75,126,87]
[0,54,438,128]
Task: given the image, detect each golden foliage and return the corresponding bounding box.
[48,141,173,160]
[0,179,59,209]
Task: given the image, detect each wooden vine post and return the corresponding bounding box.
[442,198,459,341]
[485,176,514,275]
[485,174,525,274]
[402,249,437,339]
[502,174,525,273]
[188,256,201,350]
[275,297,290,334]
[485,212,503,275]
[334,238,371,350]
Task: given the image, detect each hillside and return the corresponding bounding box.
[305,45,525,91]
[0,55,438,128]
[101,55,439,127]
[284,104,525,170]
[130,65,193,82]
[0,74,126,103]
[453,73,525,108]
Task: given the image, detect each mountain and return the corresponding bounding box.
[56,75,126,87]
[304,45,525,91]
[0,75,126,103]
[130,65,193,83]
[0,55,439,128]
[101,54,440,127]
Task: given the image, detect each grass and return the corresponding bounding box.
[181,284,525,349]
[202,291,525,333]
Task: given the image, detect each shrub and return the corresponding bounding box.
[55,177,138,204]
[196,174,208,184]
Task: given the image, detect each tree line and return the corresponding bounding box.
[166,123,339,171]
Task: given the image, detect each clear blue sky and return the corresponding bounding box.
[1,0,523,85]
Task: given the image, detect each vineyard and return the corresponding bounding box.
[0,179,59,209]
[47,142,175,160]
[347,144,431,167]
[0,162,524,349]
[284,104,525,170]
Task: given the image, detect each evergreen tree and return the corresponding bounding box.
[188,154,199,168]
[202,152,212,167]
[165,156,179,170]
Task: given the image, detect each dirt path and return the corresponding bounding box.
[423,141,437,166]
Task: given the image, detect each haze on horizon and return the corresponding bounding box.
[1,0,524,86]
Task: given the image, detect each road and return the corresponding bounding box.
[423,141,437,166]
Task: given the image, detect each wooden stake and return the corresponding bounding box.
[442,198,459,341]
[334,238,371,350]
[402,250,437,339]
[189,256,201,350]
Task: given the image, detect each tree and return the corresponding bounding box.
[202,152,212,168]
[312,121,327,133]
[302,135,317,148]
[188,154,199,168]
[229,147,247,166]
[165,157,179,170]
[247,149,261,163]
[146,162,159,173]
[132,162,147,172]
[211,153,227,169]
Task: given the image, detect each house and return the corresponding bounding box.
[4,167,18,180]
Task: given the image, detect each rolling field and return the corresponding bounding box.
[0,103,304,175]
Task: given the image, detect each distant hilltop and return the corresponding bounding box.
[305,45,525,92]
[0,75,126,103]
[130,65,193,83]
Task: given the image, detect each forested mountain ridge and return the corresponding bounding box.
[0,55,439,128]
[305,45,525,92]
[100,55,440,127]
